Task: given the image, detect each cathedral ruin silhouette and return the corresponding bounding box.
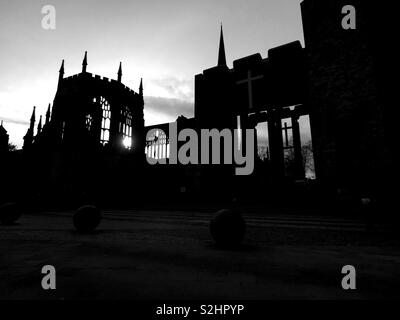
[1,0,396,211]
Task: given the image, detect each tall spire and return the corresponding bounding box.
[82,51,88,73]
[117,62,122,82]
[45,103,51,125]
[37,115,42,135]
[218,24,227,67]
[139,78,143,96]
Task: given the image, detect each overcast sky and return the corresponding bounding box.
[0,0,305,147]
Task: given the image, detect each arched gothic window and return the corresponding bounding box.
[85,114,93,131]
[145,129,169,159]
[120,106,132,149]
[100,97,111,145]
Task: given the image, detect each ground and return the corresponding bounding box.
[1,209,400,300]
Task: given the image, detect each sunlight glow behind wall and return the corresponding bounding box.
[0,0,304,147]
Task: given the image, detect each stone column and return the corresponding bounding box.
[291,114,305,180]
[267,109,285,180]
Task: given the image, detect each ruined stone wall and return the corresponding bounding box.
[301,0,391,197]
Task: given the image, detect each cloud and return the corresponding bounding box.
[139,76,195,126]
[149,77,194,102]
[0,116,29,126]
[144,95,194,125]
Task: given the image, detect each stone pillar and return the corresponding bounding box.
[246,113,259,162]
[109,102,121,150]
[267,109,285,180]
[239,113,248,154]
[291,114,305,180]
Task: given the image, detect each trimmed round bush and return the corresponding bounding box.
[0,202,22,225]
[210,208,246,248]
[73,205,102,233]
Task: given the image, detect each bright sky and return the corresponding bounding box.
[0,0,305,147]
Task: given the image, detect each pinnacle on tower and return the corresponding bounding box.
[82,51,88,73]
[118,62,122,82]
[58,60,65,87]
[59,59,65,75]
[23,106,37,150]
[139,78,143,96]
[37,115,42,134]
[45,103,51,125]
[30,106,36,128]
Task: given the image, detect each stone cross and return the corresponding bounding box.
[283,121,291,148]
[236,70,263,110]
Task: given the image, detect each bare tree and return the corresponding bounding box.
[7,143,17,152]
[302,140,315,179]
[283,139,315,179]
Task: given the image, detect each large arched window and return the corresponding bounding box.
[120,106,132,149]
[100,96,111,145]
[145,129,169,159]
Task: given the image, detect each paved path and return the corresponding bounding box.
[1,210,399,300]
[41,209,372,231]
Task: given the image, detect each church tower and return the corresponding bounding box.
[195,25,234,129]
